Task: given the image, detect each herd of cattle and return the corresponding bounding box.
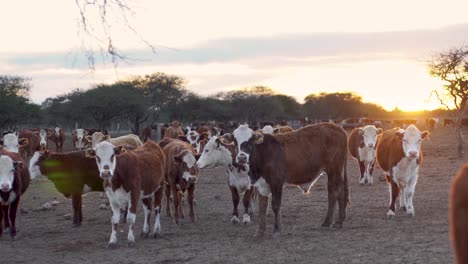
[0,121,466,263]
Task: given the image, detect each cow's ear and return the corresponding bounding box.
[114,145,126,156]
[73,130,77,135]
[377,128,383,134]
[194,153,201,161]
[421,131,430,140]
[199,132,209,142]
[85,135,93,142]
[85,148,96,158]
[173,151,186,164]
[222,133,233,143]
[253,133,264,144]
[13,160,24,170]
[19,138,29,147]
[215,137,221,148]
[0,138,3,145]
[104,135,111,140]
[394,129,405,140]
[358,128,364,135]
[273,128,279,134]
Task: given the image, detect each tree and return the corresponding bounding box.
[428,46,468,157]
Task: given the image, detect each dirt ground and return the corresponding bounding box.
[1,126,466,264]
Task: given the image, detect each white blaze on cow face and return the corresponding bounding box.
[94,141,117,179]
[233,125,254,164]
[54,127,60,136]
[0,155,16,192]
[2,133,19,153]
[360,125,381,149]
[261,125,274,134]
[196,137,232,169]
[29,151,43,180]
[75,129,86,150]
[39,129,47,148]
[399,125,429,159]
[182,153,198,183]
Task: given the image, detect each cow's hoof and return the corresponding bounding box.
[140,232,149,239]
[253,231,265,239]
[151,232,160,239]
[321,221,331,228]
[400,206,407,212]
[107,242,118,249]
[128,242,135,248]
[406,210,415,217]
[387,210,396,219]
[272,231,281,239]
[231,215,240,223]
[333,223,343,228]
[242,214,251,225]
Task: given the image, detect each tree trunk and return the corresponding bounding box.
[455,115,464,158]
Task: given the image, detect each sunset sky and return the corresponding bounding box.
[1,0,467,111]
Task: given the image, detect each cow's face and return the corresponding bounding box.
[0,155,22,192]
[39,129,47,150]
[197,137,226,169]
[2,133,19,153]
[88,132,110,148]
[186,131,200,151]
[396,125,430,159]
[359,125,382,149]
[174,151,199,183]
[74,129,87,150]
[29,151,46,180]
[86,142,125,179]
[54,127,60,136]
[261,125,274,135]
[233,125,263,164]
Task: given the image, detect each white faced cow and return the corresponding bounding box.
[260,125,274,134]
[376,125,429,218]
[348,125,382,185]
[1,133,28,153]
[72,129,87,150]
[196,136,255,224]
[86,141,165,248]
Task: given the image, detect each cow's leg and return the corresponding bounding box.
[387,180,399,218]
[358,160,366,185]
[368,160,376,185]
[335,174,347,228]
[171,185,180,224]
[126,194,139,247]
[322,174,340,227]
[271,187,282,236]
[254,194,268,238]
[405,176,418,216]
[178,192,185,219]
[2,205,9,231]
[242,188,252,224]
[187,184,197,223]
[165,182,171,217]
[108,202,120,248]
[229,185,240,223]
[0,205,4,237]
[153,186,164,238]
[71,193,83,226]
[8,199,19,239]
[399,185,407,211]
[141,198,151,238]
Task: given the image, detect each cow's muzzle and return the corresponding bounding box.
[237,153,248,164]
[407,151,418,159]
[100,170,112,179]
[1,183,11,192]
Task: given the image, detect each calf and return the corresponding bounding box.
[48,127,65,152]
[196,136,255,224]
[450,164,468,264]
[0,150,30,238]
[86,132,142,148]
[163,140,199,224]
[347,125,382,185]
[29,150,103,226]
[86,141,165,248]
[375,125,429,218]
[233,123,349,237]
[72,129,88,150]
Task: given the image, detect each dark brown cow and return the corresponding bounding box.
[29,150,103,226]
[163,140,199,224]
[86,141,166,248]
[48,127,65,152]
[233,123,349,237]
[141,126,153,142]
[348,125,382,185]
[164,121,185,139]
[376,125,429,218]
[0,150,30,238]
[450,164,468,264]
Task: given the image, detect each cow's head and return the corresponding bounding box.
[358,125,383,149]
[261,125,274,135]
[54,127,60,137]
[28,150,51,180]
[186,130,200,151]
[395,125,430,159]
[232,125,263,165]
[0,155,23,192]
[174,150,199,184]
[38,129,48,151]
[197,137,230,169]
[74,129,87,150]
[1,133,28,153]
[86,141,125,180]
[86,132,110,148]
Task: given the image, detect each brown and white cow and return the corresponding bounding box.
[86,141,165,248]
[196,136,255,224]
[348,125,382,185]
[48,127,65,152]
[72,129,88,150]
[233,123,349,237]
[29,150,103,226]
[376,125,429,218]
[0,132,29,154]
[18,130,44,163]
[86,132,142,149]
[0,149,30,238]
[185,130,209,154]
[162,140,199,224]
[163,121,185,139]
[450,164,468,264]
[273,125,294,134]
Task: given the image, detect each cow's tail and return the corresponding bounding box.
[343,144,351,209]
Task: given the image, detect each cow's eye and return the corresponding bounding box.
[111,154,115,161]
[96,157,101,163]
[205,149,209,153]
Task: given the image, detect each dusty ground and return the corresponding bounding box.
[0,127,466,264]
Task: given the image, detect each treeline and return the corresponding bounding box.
[0,73,439,134]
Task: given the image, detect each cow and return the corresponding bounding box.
[450,164,468,264]
[273,126,294,134]
[29,150,103,226]
[164,121,185,139]
[0,133,29,153]
[162,140,199,224]
[348,125,382,185]
[185,130,209,154]
[86,141,166,248]
[86,132,142,149]
[232,123,349,237]
[375,125,429,218]
[37,129,48,151]
[72,129,88,150]
[48,127,66,152]
[261,125,274,134]
[141,126,153,142]
[18,130,44,163]
[196,125,220,138]
[196,136,255,224]
[0,149,30,239]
